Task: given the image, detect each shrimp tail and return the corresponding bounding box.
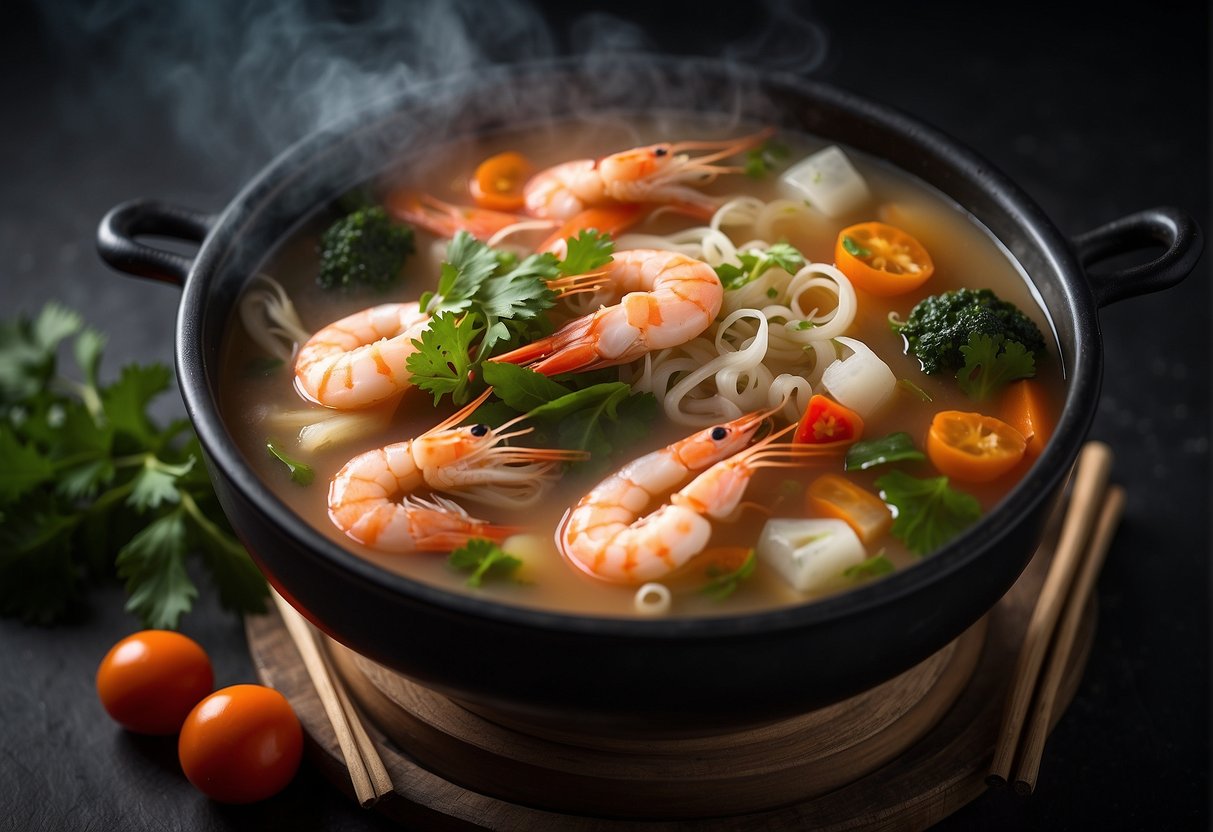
[488,314,603,376]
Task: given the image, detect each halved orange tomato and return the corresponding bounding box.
[834,221,934,296]
[469,151,533,211]
[926,411,1026,482]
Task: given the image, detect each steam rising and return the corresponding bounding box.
[37,0,829,178]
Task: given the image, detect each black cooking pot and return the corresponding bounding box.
[96,58,1200,730]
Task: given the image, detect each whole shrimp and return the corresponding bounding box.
[294,301,430,410]
[490,248,723,376]
[559,407,842,584]
[524,129,774,222]
[329,390,585,553]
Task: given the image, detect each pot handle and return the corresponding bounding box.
[97,199,217,287]
[1072,206,1203,308]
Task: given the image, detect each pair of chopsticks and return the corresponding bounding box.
[987,441,1125,794]
[270,589,393,806]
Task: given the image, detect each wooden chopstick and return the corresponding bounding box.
[987,441,1113,785]
[269,588,393,806]
[1012,485,1125,794]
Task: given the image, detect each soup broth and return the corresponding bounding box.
[219,116,1062,617]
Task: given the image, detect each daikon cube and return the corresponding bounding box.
[821,336,896,418]
[757,518,866,594]
[780,146,871,218]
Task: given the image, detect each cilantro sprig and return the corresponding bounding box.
[956,333,1036,402]
[448,538,522,587]
[408,230,615,404]
[875,470,981,556]
[713,242,806,291]
[744,140,790,179]
[0,303,267,627]
[700,549,757,601]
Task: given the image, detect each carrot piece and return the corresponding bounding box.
[806,474,892,544]
[1000,380,1051,458]
[470,151,533,212]
[926,411,1026,483]
[536,204,645,254]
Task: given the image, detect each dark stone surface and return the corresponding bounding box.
[1,1,1207,830]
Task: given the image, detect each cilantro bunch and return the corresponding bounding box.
[408,230,615,405]
[0,304,267,627]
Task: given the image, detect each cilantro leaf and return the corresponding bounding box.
[700,549,757,600]
[956,333,1036,401]
[183,493,268,614]
[844,551,895,581]
[116,509,198,629]
[480,362,570,412]
[744,140,789,179]
[101,363,172,446]
[266,441,314,486]
[558,230,615,276]
[876,470,981,556]
[713,242,806,290]
[841,235,872,258]
[127,456,195,512]
[406,312,484,405]
[424,231,501,315]
[448,538,522,587]
[845,432,927,472]
[0,423,54,502]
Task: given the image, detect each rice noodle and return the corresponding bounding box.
[237,274,309,362]
[616,198,861,426]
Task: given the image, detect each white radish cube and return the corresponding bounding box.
[821,336,896,418]
[757,518,866,594]
[779,146,871,218]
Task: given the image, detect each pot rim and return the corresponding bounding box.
[177,55,1098,639]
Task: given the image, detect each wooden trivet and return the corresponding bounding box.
[247,543,1094,830]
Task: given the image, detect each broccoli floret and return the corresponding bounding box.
[317,206,414,291]
[892,288,1046,374]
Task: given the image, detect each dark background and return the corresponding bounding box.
[1,1,1208,830]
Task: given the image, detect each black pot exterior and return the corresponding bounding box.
[101,59,1200,727]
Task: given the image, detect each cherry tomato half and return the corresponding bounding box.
[795,394,865,445]
[178,684,303,804]
[96,630,214,735]
[469,151,533,212]
[927,411,1026,482]
[834,221,935,296]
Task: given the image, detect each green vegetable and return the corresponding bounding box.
[317,206,415,291]
[897,378,933,402]
[409,231,613,404]
[841,235,871,258]
[448,538,522,587]
[713,242,806,290]
[266,441,314,486]
[875,470,981,556]
[0,303,266,627]
[700,549,757,600]
[843,551,895,580]
[845,432,927,471]
[478,362,656,474]
[955,332,1036,402]
[744,140,790,179]
[891,288,1046,376]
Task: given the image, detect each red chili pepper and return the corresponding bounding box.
[795,394,865,444]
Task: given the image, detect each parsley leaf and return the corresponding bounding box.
[700,549,757,600]
[266,441,314,486]
[845,432,927,472]
[876,470,981,556]
[115,509,198,629]
[448,538,522,587]
[744,140,789,179]
[102,363,173,447]
[956,333,1036,401]
[127,456,194,511]
[0,424,55,502]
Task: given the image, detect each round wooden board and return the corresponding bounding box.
[246,537,1096,830]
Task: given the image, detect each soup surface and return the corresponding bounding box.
[220,115,1061,617]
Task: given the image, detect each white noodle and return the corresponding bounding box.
[634,582,672,616]
[238,274,309,362]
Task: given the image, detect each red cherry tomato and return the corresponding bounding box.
[178,684,303,804]
[96,630,214,735]
[795,394,865,445]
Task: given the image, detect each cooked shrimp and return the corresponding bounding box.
[559,411,842,584]
[294,302,430,410]
[524,129,773,222]
[490,248,724,376]
[329,391,587,553]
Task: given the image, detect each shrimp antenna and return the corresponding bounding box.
[426,387,494,434]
